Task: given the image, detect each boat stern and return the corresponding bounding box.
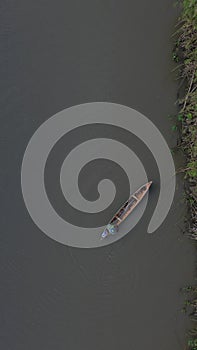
[100,224,119,240]
[100,228,109,240]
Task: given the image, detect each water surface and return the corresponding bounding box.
[0,1,194,349]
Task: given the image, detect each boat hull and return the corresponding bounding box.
[101,181,152,239]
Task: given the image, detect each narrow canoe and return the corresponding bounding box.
[101,181,152,239]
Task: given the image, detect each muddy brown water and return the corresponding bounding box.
[0,1,195,349]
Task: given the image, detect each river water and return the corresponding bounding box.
[0,1,195,349]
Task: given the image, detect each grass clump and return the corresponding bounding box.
[173,0,197,348]
[173,0,197,236]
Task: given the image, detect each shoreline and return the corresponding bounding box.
[173,0,197,348]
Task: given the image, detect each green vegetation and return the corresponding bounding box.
[173,0,197,233]
[173,0,197,348]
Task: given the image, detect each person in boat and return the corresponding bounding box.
[101,224,119,239]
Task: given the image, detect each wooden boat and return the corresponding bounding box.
[101,181,152,239]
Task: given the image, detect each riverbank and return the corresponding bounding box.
[173,0,197,348]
